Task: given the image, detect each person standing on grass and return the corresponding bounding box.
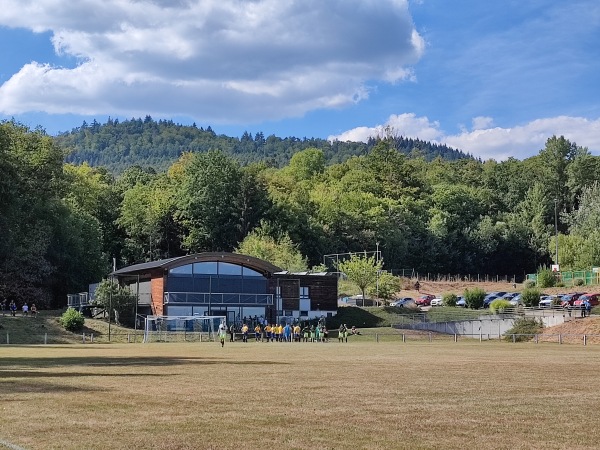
[254,323,262,342]
[241,323,249,342]
[9,300,17,316]
[338,324,347,343]
[30,303,37,317]
[1,299,6,316]
[22,302,29,316]
[218,321,227,347]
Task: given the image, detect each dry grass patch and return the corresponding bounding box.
[1,342,600,449]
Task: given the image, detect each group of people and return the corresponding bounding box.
[565,299,592,318]
[217,319,360,347]
[2,300,37,317]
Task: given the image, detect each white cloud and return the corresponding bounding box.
[329,114,600,160]
[0,0,423,123]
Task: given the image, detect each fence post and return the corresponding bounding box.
[91,333,94,343]
[402,333,405,343]
[200,334,202,343]
[376,333,379,343]
[559,334,562,344]
[82,333,86,344]
[535,334,538,344]
[428,332,432,343]
[127,334,130,343]
[512,334,516,343]
[454,333,457,343]
[479,333,482,342]
[584,335,587,346]
[44,333,48,345]
[6,333,8,345]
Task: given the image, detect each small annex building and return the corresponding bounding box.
[112,252,338,325]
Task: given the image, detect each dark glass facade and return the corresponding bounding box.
[164,261,272,318]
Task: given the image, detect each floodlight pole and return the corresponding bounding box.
[554,198,559,265]
[376,242,380,300]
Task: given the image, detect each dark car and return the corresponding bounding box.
[561,293,583,307]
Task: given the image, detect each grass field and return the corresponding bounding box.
[1,341,600,450]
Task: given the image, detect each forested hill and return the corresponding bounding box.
[56,116,470,173]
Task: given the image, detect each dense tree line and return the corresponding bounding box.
[56,117,470,174]
[2,119,600,308]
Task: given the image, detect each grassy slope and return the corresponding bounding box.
[0,310,138,344]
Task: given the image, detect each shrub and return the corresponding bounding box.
[524,280,536,289]
[489,299,512,314]
[60,308,85,332]
[442,293,458,307]
[504,317,543,342]
[573,278,585,286]
[464,287,485,309]
[536,269,556,288]
[521,288,541,307]
[555,281,566,287]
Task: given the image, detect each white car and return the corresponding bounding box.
[430,297,444,307]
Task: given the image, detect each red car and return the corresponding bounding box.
[415,294,435,306]
[560,293,583,307]
[573,293,600,307]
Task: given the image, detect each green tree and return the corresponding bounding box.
[337,254,383,306]
[175,151,244,252]
[94,279,137,327]
[235,224,307,272]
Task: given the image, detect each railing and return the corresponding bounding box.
[164,292,274,305]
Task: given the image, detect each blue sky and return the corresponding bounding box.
[0,0,599,160]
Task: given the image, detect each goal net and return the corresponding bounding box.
[143,315,226,343]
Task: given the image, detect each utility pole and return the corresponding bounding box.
[554,198,559,266]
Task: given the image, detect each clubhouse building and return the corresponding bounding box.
[111,252,338,324]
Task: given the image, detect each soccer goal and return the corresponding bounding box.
[143,315,226,343]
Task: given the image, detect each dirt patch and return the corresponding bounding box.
[398,280,521,298]
[539,316,600,344]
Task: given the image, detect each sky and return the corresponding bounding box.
[0,0,599,160]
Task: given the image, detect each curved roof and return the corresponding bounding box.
[112,252,283,277]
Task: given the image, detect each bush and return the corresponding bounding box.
[573,278,585,286]
[60,308,85,332]
[464,287,485,309]
[504,317,543,342]
[489,299,512,314]
[442,293,458,307]
[521,288,541,307]
[524,280,536,289]
[536,269,556,288]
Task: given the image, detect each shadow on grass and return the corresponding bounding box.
[0,380,104,394]
[0,356,289,370]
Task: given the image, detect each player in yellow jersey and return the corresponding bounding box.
[241,323,249,343]
[254,323,262,342]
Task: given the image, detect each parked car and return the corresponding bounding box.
[538,295,555,308]
[560,293,583,307]
[508,294,523,307]
[399,298,417,308]
[456,296,466,307]
[430,297,444,307]
[390,297,416,307]
[415,294,435,306]
[573,293,600,308]
[483,294,502,308]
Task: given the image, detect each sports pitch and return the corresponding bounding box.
[1,341,599,450]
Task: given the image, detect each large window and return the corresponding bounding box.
[166,261,268,298]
